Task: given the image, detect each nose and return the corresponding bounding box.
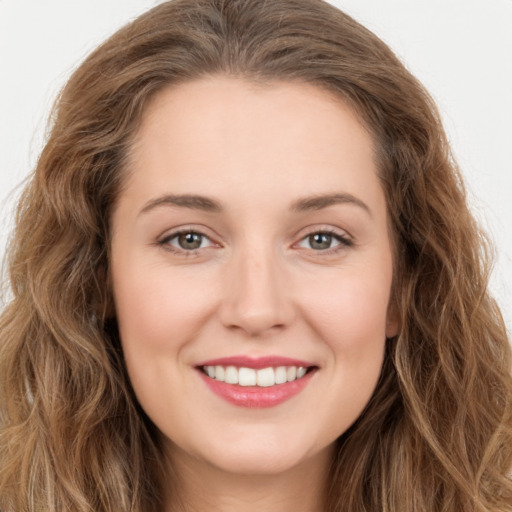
[218,247,295,337]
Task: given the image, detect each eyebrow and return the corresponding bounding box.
[138,192,371,216]
[291,193,372,216]
[139,194,222,215]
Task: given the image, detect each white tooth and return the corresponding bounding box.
[224,366,238,384]
[256,367,275,387]
[215,365,225,381]
[238,367,257,386]
[287,366,297,382]
[206,366,215,378]
[297,367,307,378]
[275,366,287,384]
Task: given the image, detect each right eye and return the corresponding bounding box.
[159,231,214,252]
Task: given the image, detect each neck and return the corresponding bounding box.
[162,443,333,512]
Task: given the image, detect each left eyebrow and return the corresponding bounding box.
[291,193,372,217]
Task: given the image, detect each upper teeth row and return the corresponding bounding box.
[203,365,307,387]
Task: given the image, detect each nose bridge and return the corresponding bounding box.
[220,237,293,336]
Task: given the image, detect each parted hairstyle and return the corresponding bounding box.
[1,0,511,510]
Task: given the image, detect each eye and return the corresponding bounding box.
[160,231,214,251]
[297,231,351,251]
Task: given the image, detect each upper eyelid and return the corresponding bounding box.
[162,231,213,243]
[294,231,353,250]
[293,225,353,242]
[158,225,217,241]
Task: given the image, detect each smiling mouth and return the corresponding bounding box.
[200,365,315,387]
[195,356,318,407]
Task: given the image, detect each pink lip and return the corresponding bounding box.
[195,355,315,369]
[198,371,315,408]
[195,356,317,408]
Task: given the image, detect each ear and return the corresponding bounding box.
[385,301,401,339]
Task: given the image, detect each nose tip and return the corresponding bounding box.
[218,253,294,337]
[227,309,285,337]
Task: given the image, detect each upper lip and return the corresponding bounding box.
[195,355,317,369]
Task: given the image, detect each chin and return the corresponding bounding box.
[171,425,332,477]
[204,451,312,477]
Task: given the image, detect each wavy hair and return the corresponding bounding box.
[1,0,511,510]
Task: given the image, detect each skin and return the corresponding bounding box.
[110,76,399,512]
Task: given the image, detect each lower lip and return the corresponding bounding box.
[198,370,315,408]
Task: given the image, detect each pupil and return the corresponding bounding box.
[310,233,331,250]
[179,232,202,249]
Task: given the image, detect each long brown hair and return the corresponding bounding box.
[1,1,511,510]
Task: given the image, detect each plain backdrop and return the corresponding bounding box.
[0,0,511,332]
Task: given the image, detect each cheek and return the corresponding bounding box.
[113,264,214,352]
[297,271,390,435]
[111,263,220,411]
[302,269,392,349]
[112,264,219,417]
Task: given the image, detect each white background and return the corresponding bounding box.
[0,0,511,332]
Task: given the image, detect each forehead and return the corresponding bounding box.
[121,76,383,216]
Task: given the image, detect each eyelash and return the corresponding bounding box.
[157,228,353,256]
[157,229,216,256]
[296,228,353,255]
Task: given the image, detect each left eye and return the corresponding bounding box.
[297,232,346,251]
[163,231,213,251]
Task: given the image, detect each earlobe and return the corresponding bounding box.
[385,321,400,339]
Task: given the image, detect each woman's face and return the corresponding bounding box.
[111,77,398,477]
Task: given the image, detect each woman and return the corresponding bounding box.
[1,0,511,510]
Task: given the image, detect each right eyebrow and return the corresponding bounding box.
[138,194,222,216]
